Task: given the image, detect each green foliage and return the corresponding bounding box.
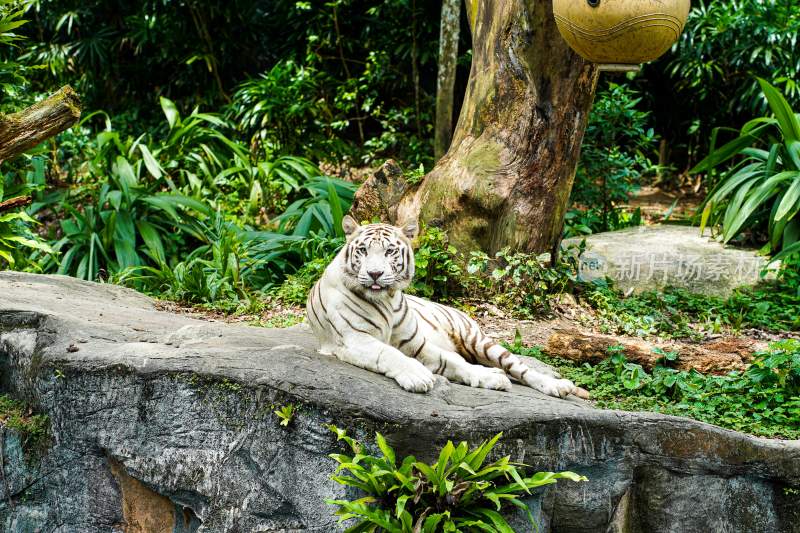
[409,226,462,300]
[271,256,330,305]
[18,0,447,166]
[114,211,253,308]
[0,0,32,100]
[231,60,345,160]
[586,278,800,340]
[669,1,800,121]
[466,246,583,318]
[0,394,50,453]
[326,426,587,532]
[569,82,656,234]
[694,79,800,254]
[0,198,52,268]
[514,341,800,439]
[273,403,296,427]
[274,176,356,239]
[18,96,350,305]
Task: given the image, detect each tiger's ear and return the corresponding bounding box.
[400,220,418,240]
[342,215,359,237]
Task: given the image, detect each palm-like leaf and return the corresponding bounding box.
[694,79,800,254]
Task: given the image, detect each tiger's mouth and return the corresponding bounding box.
[368,283,385,291]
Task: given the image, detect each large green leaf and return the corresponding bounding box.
[113,210,139,269]
[138,144,164,179]
[758,78,800,144]
[136,220,166,264]
[775,177,800,221]
[690,124,769,174]
[724,171,799,242]
[160,96,180,129]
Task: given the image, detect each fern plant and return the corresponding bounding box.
[694,78,800,260]
[326,426,587,532]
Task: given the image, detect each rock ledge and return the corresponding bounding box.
[0,272,797,532]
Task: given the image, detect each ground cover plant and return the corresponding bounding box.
[0,393,50,454]
[327,426,587,532]
[585,276,800,339]
[511,341,800,440]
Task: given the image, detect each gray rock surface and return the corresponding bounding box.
[0,271,798,532]
[566,224,775,297]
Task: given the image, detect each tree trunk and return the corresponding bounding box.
[398,0,599,255]
[0,85,81,164]
[434,0,461,160]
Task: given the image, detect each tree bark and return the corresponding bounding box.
[398,0,599,255]
[0,195,31,213]
[546,328,760,375]
[0,85,81,164]
[434,0,461,160]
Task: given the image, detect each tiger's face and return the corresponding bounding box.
[340,215,418,295]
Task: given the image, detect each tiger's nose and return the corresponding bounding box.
[368,270,384,281]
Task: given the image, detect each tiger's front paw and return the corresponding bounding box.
[466,366,512,391]
[388,359,436,393]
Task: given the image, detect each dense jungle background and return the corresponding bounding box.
[1,0,799,442]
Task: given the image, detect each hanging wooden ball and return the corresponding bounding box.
[553,0,691,66]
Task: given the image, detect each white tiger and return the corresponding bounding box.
[306,216,580,398]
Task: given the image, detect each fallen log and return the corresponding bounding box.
[545,328,761,374]
[0,195,31,213]
[0,85,81,164]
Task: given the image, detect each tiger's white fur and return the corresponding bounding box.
[306,216,579,398]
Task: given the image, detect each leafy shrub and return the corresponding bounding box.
[327,426,587,532]
[0,171,53,267]
[517,341,800,439]
[695,78,800,256]
[51,167,208,280]
[669,0,800,120]
[0,207,52,267]
[466,247,582,317]
[586,279,800,340]
[408,226,462,300]
[0,0,31,101]
[115,211,254,307]
[231,60,345,160]
[271,256,330,305]
[570,82,656,234]
[274,176,356,239]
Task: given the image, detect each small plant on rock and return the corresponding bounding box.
[274,403,296,427]
[326,426,587,532]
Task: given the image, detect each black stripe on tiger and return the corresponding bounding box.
[398,323,419,350]
[342,302,383,332]
[413,339,426,359]
[394,299,409,328]
[341,314,372,335]
[417,312,439,331]
[315,282,327,314]
[351,289,392,324]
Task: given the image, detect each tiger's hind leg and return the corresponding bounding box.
[464,330,578,398]
[405,337,512,391]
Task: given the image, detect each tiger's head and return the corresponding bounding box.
[339,215,418,296]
